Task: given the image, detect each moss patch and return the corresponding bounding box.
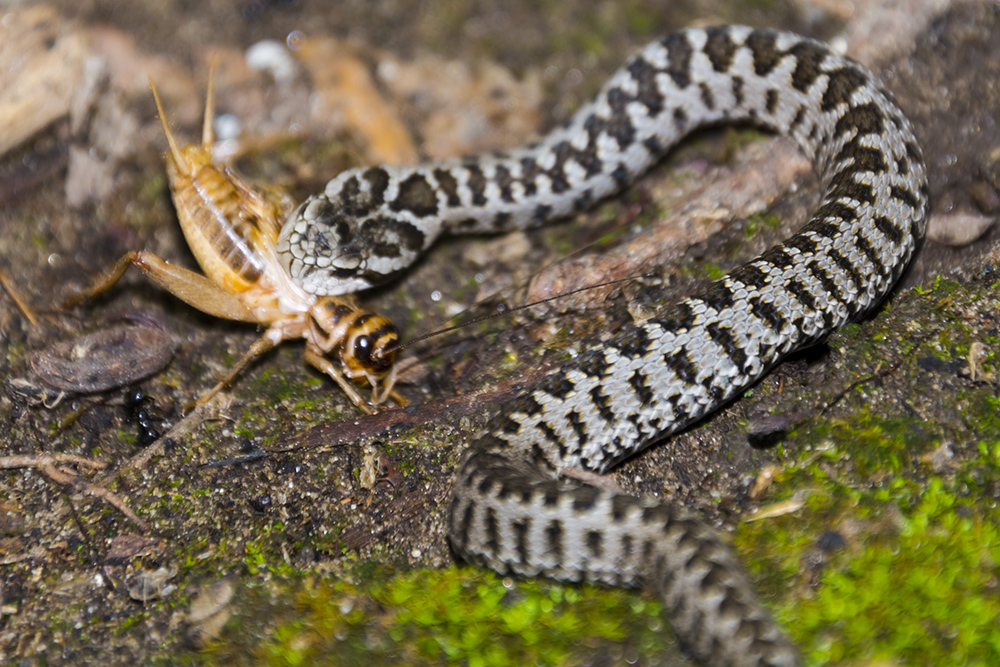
[734,277,1000,665]
[205,566,669,667]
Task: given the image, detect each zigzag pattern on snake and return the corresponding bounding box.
[279,26,928,666]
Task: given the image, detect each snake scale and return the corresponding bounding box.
[279,26,928,665]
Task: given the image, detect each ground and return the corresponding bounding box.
[1,1,999,665]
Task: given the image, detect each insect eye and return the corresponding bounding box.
[353,334,373,364]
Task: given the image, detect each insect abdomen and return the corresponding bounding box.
[170,158,269,294]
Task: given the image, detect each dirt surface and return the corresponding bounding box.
[1,1,999,665]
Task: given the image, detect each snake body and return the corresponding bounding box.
[279,26,928,666]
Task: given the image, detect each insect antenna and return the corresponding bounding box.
[149,77,189,176]
[378,191,656,363]
[375,273,653,361]
[202,55,217,149]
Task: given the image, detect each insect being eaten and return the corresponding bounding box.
[63,70,405,414]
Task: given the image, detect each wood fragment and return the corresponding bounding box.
[0,6,90,157]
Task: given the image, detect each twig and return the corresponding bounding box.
[0,454,146,530]
[41,464,148,530]
[66,496,99,562]
[0,267,39,326]
[0,453,107,469]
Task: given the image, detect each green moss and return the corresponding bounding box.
[730,278,1000,663]
[743,212,781,238]
[594,219,633,248]
[496,349,522,375]
[963,391,1000,434]
[4,338,27,366]
[541,225,580,258]
[243,353,321,405]
[737,400,1000,664]
[700,262,725,281]
[838,322,863,339]
[913,274,961,297]
[208,566,668,666]
[787,479,997,664]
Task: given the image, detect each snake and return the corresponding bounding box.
[277,26,928,666]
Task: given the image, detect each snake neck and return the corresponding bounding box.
[277,26,926,299]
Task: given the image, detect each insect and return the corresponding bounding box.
[63,72,404,414]
[123,386,160,446]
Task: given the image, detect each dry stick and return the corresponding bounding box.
[0,453,107,469]
[0,454,147,530]
[65,496,100,563]
[0,267,39,326]
[41,464,148,530]
[1,401,227,533]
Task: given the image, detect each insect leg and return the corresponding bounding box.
[62,250,254,322]
[368,365,406,407]
[303,344,376,415]
[190,333,280,409]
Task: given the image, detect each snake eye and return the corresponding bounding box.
[353,334,374,365]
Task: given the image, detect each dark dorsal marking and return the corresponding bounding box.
[704,27,738,72]
[390,174,439,217]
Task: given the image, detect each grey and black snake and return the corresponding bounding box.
[277,26,929,665]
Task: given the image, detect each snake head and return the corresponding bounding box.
[277,167,433,295]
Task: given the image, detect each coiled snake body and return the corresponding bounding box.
[279,26,928,666]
